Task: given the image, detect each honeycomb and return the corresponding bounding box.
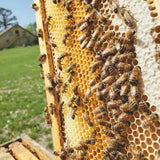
[33,0,160,159]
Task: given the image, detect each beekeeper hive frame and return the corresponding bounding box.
[33,0,160,159]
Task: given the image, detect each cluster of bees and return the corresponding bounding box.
[32,0,160,159]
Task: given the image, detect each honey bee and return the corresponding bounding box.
[93,104,107,114]
[96,91,104,101]
[47,86,54,93]
[67,63,77,73]
[109,0,119,13]
[67,72,74,83]
[117,37,133,45]
[85,11,94,22]
[109,85,120,100]
[91,130,97,138]
[110,151,128,160]
[102,128,115,137]
[101,70,110,79]
[45,113,51,124]
[95,112,108,119]
[87,38,96,50]
[102,75,115,86]
[102,61,117,75]
[111,54,119,65]
[127,96,138,113]
[37,28,43,38]
[83,113,93,126]
[62,33,70,45]
[118,112,130,123]
[71,106,77,119]
[97,119,111,127]
[99,31,115,44]
[63,14,73,20]
[68,97,76,107]
[115,72,129,87]
[112,109,119,118]
[53,151,66,160]
[38,54,46,62]
[64,25,74,31]
[80,38,90,49]
[125,44,135,52]
[48,39,57,48]
[31,3,38,10]
[111,121,130,133]
[44,106,48,112]
[74,142,88,151]
[91,82,101,92]
[104,137,121,152]
[118,52,136,62]
[73,85,78,95]
[84,89,92,103]
[80,137,96,146]
[77,20,85,27]
[64,0,73,11]
[130,85,139,98]
[52,0,57,4]
[44,16,52,26]
[90,61,102,73]
[98,82,107,91]
[93,10,107,23]
[64,139,74,153]
[89,74,101,86]
[92,26,103,40]
[85,5,93,12]
[101,47,117,58]
[143,113,159,128]
[57,53,69,70]
[120,7,136,28]
[49,103,56,115]
[91,0,100,9]
[100,86,111,97]
[40,70,44,79]
[120,102,128,112]
[54,145,73,160]
[75,96,81,106]
[38,63,42,68]
[126,30,136,39]
[79,31,91,44]
[80,21,93,31]
[120,82,129,98]
[94,54,103,61]
[103,147,110,157]
[116,62,132,73]
[139,100,151,115]
[78,34,87,44]
[61,83,68,93]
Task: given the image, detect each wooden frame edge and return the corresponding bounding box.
[33,0,64,159]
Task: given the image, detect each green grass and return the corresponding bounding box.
[0,46,52,150]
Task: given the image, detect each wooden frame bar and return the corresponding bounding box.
[33,0,64,159]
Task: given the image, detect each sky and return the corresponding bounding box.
[0,0,36,28]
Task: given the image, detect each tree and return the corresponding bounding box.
[0,8,18,30]
[26,22,37,36]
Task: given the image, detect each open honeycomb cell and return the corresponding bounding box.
[33,0,160,159]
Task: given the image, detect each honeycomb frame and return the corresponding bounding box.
[33,0,160,159]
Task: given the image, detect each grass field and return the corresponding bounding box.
[0,45,53,151]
